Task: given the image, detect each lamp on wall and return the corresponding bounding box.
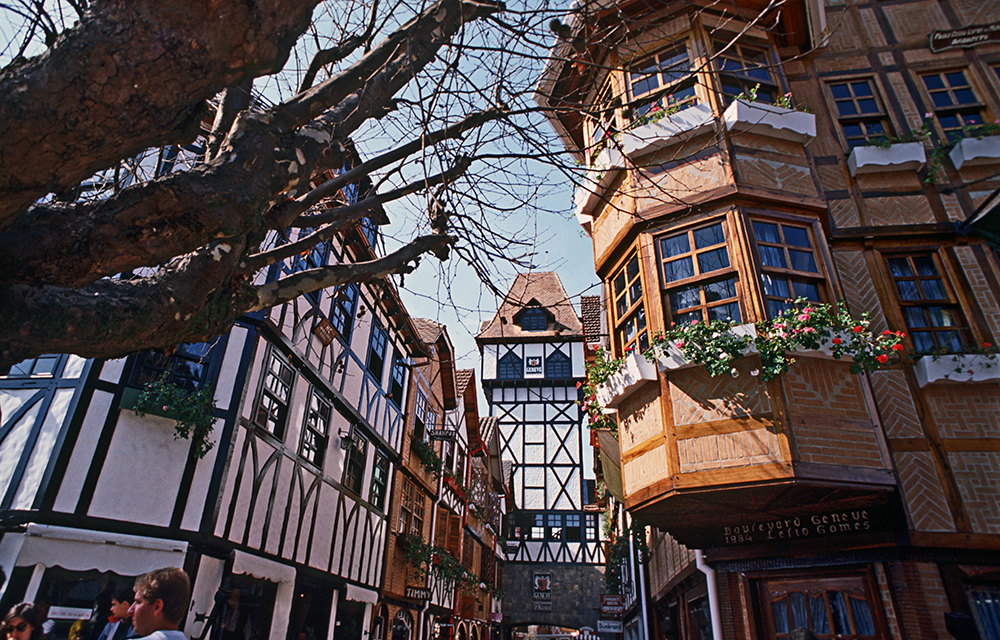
[339,427,353,450]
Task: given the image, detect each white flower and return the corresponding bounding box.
[750,369,760,377]
[730,368,739,378]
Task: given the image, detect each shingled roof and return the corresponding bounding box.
[580,295,605,344]
[476,272,583,341]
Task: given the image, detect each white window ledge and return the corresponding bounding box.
[654,323,759,372]
[594,351,658,408]
[848,142,926,176]
[723,100,817,144]
[913,353,1000,387]
[949,136,1000,169]
[575,103,716,226]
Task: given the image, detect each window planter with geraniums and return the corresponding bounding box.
[128,373,217,458]
[911,343,1000,387]
[722,86,816,144]
[411,438,443,477]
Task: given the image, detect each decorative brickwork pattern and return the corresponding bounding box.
[869,370,923,438]
[913,562,952,640]
[833,251,889,333]
[864,195,935,225]
[783,358,874,431]
[874,564,904,640]
[948,452,1000,534]
[895,451,956,532]
[925,385,1000,439]
[886,561,938,640]
[828,198,861,229]
[955,246,1000,338]
[941,193,966,222]
[793,424,883,467]
[735,155,817,196]
[817,163,848,192]
[677,427,782,472]
[619,380,663,454]
[669,360,770,426]
[883,3,949,41]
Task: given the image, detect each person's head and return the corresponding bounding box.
[129,568,190,636]
[4,603,44,640]
[110,587,134,621]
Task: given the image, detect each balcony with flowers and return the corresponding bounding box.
[582,300,905,546]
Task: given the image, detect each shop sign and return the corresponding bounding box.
[533,592,551,600]
[600,595,624,616]
[597,621,623,633]
[489,613,503,623]
[405,587,431,600]
[533,572,551,592]
[312,318,336,346]
[532,601,553,612]
[48,607,91,621]
[720,509,872,546]
[429,429,457,441]
[930,23,1000,52]
[525,356,543,376]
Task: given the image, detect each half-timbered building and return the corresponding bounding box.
[539,0,1000,638]
[476,273,604,634]
[0,166,430,640]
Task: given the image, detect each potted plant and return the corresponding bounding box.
[722,85,816,144]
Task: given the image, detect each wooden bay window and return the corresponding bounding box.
[658,220,741,325]
[884,252,969,352]
[751,219,825,317]
[611,253,650,353]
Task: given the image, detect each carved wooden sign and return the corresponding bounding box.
[313,318,336,346]
[930,23,1000,52]
[429,429,457,441]
[405,587,431,600]
[720,509,874,546]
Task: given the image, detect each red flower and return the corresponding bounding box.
[832,337,842,345]
[882,330,892,336]
[892,343,904,351]
[576,381,583,389]
[985,342,993,348]
[877,354,889,364]
[852,326,864,333]
[676,341,685,348]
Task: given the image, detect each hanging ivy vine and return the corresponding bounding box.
[132,373,216,458]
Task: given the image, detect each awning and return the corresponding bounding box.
[15,524,187,575]
[346,584,378,604]
[595,429,625,503]
[232,550,295,584]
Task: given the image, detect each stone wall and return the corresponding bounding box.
[502,562,605,631]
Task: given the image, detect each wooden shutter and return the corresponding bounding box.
[447,513,462,556]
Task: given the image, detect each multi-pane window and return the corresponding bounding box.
[284,230,329,304]
[530,514,545,540]
[545,350,572,379]
[508,513,522,539]
[497,351,523,379]
[329,284,358,343]
[254,348,294,438]
[414,389,429,441]
[520,307,548,331]
[589,82,619,158]
[343,428,368,495]
[400,479,419,535]
[752,220,824,317]
[612,254,649,353]
[922,71,986,141]
[830,80,888,149]
[366,320,388,382]
[759,575,879,639]
[389,351,407,407]
[564,514,582,541]
[714,40,778,104]
[300,389,331,466]
[370,450,389,511]
[627,45,696,117]
[547,513,563,539]
[886,254,967,351]
[129,342,214,391]
[659,221,740,325]
[586,514,597,541]
[5,355,62,378]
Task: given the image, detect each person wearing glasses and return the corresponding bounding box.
[4,603,44,640]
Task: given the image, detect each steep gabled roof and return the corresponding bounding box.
[580,295,604,344]
[412,318,458,410]
[476,272,583,342]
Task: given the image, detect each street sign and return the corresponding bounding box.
[597,621,623,633]
[429,429,457,441]
[600,595,624,616]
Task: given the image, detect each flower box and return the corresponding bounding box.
[594,351,658,408]
[793,331,853,360]
[723,100,816,144]
[574,147,625,227]
[847,142,926,176]
[620,103,716,157]
[949,135,1000,169]
[654,323,759,372]
[912,354,1000,387]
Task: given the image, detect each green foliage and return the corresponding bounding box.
[603,521,648,595]
[411,438,443,477]
[132,373,216,458]
[962,120,1000,139]
[399,535,481,593]
[580,346,623,435]
[628,95,686,129]
[645,317,752,378]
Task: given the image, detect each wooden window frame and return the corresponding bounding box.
[749,215,828,319]
[343,427,368,495]
[610,252,650,355]
[625,42,697,118]
[657,217,742,326]
[882,250,971,352]
[828,78,890,149]
[329,283,358,344]
[713,38,780,105]
[389,351,407,408]
[921,69,988,142]
[366,320,388,382]
[369,449,389,511]
[300,387,332,467]
[253,346,294,439]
